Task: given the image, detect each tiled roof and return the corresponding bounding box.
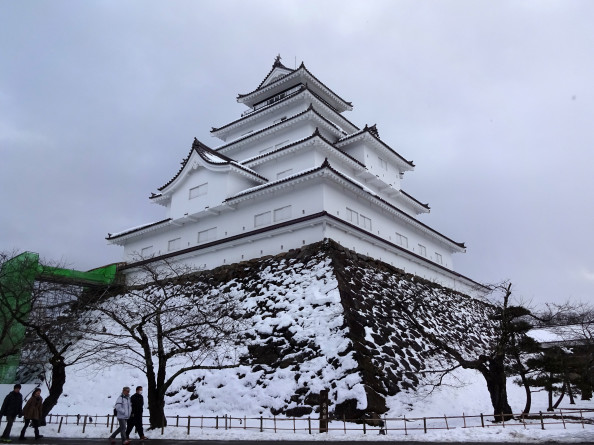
[255,55,295,90]
[225,158,465,251]
[217,105,353,154]
[237,62,352,109]
[106,218,172,240]
[240,128,365,169]
[155,138,266,193]
[212,85,359,135]
[401,190,430,210]
[337,124,415,168]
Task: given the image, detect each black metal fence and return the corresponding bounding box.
[40,408,594,436]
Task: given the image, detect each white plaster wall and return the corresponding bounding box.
[124,181,324,261]
[169,170,227,220]
[321,182,455,267]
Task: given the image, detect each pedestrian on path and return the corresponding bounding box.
[0,383,23,443]
[20,387,44,440]
[109,387,131,445]
[125,386,147,441]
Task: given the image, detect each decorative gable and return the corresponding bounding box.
[151,139,267,219]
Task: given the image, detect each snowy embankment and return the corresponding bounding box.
[33,240,594,442]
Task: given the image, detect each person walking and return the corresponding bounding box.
[125,386,147,441]
[109,387,131,445]
[20,387,43,440]
[0,384,23,443]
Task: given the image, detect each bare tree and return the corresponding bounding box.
[393,282,531,421]
[0,251,100,415]
[79,259,244,429]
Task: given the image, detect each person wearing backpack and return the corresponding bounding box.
[108,387,131,445]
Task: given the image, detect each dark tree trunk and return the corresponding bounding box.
[553,381,566,409]
[519,369,532,415]
[138,329,166,429]
[566,376,575,405]
[41,356,66,417]
[482,357,513,421]
[547,374,554,412]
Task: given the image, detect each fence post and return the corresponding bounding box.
[423,417,427,434]
[76,414,81,425]
[384,415,388,435]
[363,420,366,435]
[539,411,545,430]
[480,413,484,428]
[560,409,566,429]
[58,417,64,433]
[501,412,505,428]
[187,415,191,435]
[260,416,263,433]
[319,389,329,433]
[82,415,88,433]
[343,414,346,434]
[463,412,466,428]
[293,416,296,433]
[225,414,228,430]
[244,416,246,430]
[274,415,277,433]
[308,416,311,434]
[444,415,449,430]
[580,410,584,429]
[176,414,179,427]
[403,416,407,436]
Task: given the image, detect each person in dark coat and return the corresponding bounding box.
[125,386,147,440]
[0,384,23,442]
[20,387,43,440]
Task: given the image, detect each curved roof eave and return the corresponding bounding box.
[236,64,353,112]
[226,159,465,252]
[156,139,267,195]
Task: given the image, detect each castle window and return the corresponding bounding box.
[418,244,427,257]
[346,208,359,225]
[140,246,154,257]
[395,233,408,248]
[361,215,372,230]
[198,227,217,243]
[379,157,387,170]
[273,205,292,222]
[168,238,181,252]
[435,252,443,264]
[189,183,208,199]
[254,211,271,227]
[276,168,293,180]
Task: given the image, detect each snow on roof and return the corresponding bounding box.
[528,327,566,344]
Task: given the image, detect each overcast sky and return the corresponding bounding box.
[1,0,593,307]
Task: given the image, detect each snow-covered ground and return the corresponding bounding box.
[5,367,592,442]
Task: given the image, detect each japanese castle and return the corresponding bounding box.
[108,57,482,295]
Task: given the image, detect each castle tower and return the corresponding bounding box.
[108,57,481,295]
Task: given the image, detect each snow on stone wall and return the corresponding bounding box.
[55,240,495,418]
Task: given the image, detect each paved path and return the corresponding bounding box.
[4,440,594,445]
